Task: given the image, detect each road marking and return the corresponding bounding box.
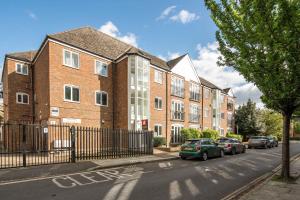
[0,166,152,187]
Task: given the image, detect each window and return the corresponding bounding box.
[221,112,225,119]
[95,91,108,106]
[95,60,108,77]
[171,100,184,120]
[64,85,80,102]
[154,124,162,137]
[220,128,225,136]
[171,124,184,144]
[204,88,210,99]
[16,92,29,104]
[204,107,210,118]
[16,63,28,75]
[63,49,79,68]
[154,70,163,84]
[220,94,225,103]
[189,104,200,123]
[190,83,200,101]
[171,76,184,97]
[154,97,162,110]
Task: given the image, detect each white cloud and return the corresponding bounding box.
[170,10,199,24]
[157,5,176,20]
[193,42,263,107]
[26,10,37,20]
[99,21,138,47]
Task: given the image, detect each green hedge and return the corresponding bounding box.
[181,128,201,141]
[153,137,166,147]
[226,132,243,141]
[201,129,219,140]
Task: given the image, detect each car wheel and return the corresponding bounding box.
[231,148,236,155]
[181,156,186,160]
[201,152,208,161]
[264,144,268,149]
[242,147,246,153]
[220,150,224,158]
[248,146,252,149]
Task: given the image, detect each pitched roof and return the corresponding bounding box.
[6,50,37,62]
[167,54,186,69]
[199,76,221,89]
[47,26,170,70]
[223,88,231,94]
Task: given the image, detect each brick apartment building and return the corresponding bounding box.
[2,27,235,145]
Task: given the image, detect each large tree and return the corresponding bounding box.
[205,0,300,180]
[235,99,261,139]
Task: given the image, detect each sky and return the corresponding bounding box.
[0,0,262,107]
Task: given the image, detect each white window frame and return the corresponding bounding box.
[154,97,163,110]
[190,82,200,101]
[15,63,28,75]
[95,60,108,77]
[16,92,29,104]
[154,70,163,84]
[95,91,108,107]
[204,88,210,99]
[64,84,80,103]
[171,76,184,97]
[189,104,200,122]
[63,49,80,69]
[154,124,163,137]
[171,100,184,120]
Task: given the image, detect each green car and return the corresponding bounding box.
[179,138,224,161]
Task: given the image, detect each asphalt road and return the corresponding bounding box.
[1,142,300,200]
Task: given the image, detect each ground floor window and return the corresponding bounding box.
[154,124,162,137]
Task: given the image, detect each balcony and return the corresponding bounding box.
[189,114,200,123]
[171,85,185,98]
[189,92,200,102]
[171,111,185,121]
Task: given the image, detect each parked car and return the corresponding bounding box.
[216,138,246,155]
[266,136,279,147]
[179,138,224,161]
[248,136,272,149]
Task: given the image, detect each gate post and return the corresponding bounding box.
[70,126,76,163]
[22,124,27,167]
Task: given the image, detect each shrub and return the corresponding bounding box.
[181,128,201,141]
[201,129,219,140]
[290,137,300,141]
[153,137,166,147]
[294,122,300,134]
[226,132,243,141]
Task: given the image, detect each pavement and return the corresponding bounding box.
[0,150,178,183]
[239,154,300,200]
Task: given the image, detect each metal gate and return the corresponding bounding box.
[0,123,71,168]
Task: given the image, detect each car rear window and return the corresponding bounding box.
[251,136,267,139]
[184,140,199,145]
[217,138,230,143]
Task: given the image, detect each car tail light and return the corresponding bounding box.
[226,143,232,148]
[196,145,201,151]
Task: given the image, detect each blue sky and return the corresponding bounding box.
[0,0,262,106]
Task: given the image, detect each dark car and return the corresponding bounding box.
[248,136,272,149]
[179,138,224,161]
[267,136,279,147]
[216,138,246,155]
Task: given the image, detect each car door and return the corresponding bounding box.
[208,139,218,157]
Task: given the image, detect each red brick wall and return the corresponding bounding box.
[3,59,33,122]
[114,58,128,129]
[201,86,213,130]
[47,41,114,127]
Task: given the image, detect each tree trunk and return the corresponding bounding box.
[281,112,291,180]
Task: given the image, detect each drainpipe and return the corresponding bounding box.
[31,64,35,123]
[112,62,116,129]
[165,73,168,147]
